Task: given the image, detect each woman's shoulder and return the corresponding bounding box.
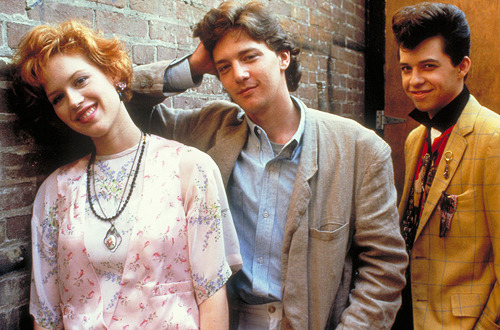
[43,155,89,182]
[148,134,217,170]
[35,155,89,203]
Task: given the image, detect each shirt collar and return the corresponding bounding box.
[245,95,305,157]
[409,85,470,132]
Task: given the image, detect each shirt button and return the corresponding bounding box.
[263,211,269,218]
[257,257,264,264]
[268,305,276,313]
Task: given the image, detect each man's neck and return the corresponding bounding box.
[247,94,300,145]
[410,85,470,132]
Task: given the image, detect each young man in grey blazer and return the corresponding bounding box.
[131,1,407,329]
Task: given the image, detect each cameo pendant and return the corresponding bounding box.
[104,224,122,252]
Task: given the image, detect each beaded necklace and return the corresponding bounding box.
[86,132,146,252]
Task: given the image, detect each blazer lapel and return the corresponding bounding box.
[207,123,248,187]
[284,107,318,235]
[414,97,478,241]
[400,126,426,215]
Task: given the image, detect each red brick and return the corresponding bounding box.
[133,44,155,65]
[349,64,363,78]
[0,150,51,181]
[130,0,174,16]
[333,89,347,102]
[6,23,33,49]
[342,0,355,13]
[27,3,92,23]
[0,1,25,15]
[0,120,33,148]
[176,26,197,49]
[157,46,178,61]
[176,3,201,26]
[95,0,127,9]
[268,2,291,17]
[196,77,224,97]
[312,0,330,15]
[0,88,13,114]
[96,11,148,37]
[150,20,177,43]
[0,221,5,245]
[311,13,334,30]
[292,6,308,22]
[355,4,365,20]
[6,216,31,240]
[0,270,30,307]
[317,71,328,83]
[0,184,37,211]
[280,17,297,35]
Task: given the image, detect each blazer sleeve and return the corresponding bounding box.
[476,129,500,329]
[338,142,409,329]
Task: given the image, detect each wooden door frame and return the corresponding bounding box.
[364,0,386,133]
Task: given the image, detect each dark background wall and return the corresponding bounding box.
[0,0,368,327]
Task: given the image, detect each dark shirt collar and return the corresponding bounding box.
[409,85,470,132]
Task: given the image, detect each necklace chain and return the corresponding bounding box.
[86,132,146,222]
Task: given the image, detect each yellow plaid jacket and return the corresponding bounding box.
[399,95,500,329]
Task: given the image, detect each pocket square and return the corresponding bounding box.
[439,191,457,237]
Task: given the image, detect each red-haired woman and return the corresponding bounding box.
[13,20,241,329]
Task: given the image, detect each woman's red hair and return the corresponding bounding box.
[13,20,133,103]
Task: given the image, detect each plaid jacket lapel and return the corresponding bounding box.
[414,97,479,242]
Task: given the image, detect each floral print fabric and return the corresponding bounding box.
[30,135,241,329]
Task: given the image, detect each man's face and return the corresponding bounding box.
[399,36,470,118]
[212,29,290,119]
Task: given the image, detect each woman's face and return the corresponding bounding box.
[41,52,124,139]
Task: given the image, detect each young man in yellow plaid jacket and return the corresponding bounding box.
[392,3,500,329]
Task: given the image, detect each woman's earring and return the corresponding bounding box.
[116,82,126,101]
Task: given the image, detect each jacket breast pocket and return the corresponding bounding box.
[309,221,349,268]
[446,189,483,237]
[309,222,348,241]
[308,221,350,312]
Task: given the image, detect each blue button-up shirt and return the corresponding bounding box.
[228,98,305,304]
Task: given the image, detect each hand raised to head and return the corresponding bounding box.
[189,42,218,78]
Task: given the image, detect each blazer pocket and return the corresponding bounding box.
[309,222,348,241]
[450,293,484,318]
[308,222,350,310]
[456,189,475,203]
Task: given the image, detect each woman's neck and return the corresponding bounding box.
[92,105,143,156]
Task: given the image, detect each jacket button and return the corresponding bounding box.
[268,305,276,313]
[140,81,146,88]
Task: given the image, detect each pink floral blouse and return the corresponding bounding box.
[30,135,242,329]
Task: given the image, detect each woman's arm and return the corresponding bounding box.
[199,285,229,330]
[34,323,51,330]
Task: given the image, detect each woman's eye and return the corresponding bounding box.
[51,95,63,105]
[75,76,88,86]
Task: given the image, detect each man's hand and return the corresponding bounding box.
[189,42,218,77]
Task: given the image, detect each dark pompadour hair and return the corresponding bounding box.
[392,2,470,66]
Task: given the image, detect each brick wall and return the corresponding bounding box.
[0,0,366,327]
